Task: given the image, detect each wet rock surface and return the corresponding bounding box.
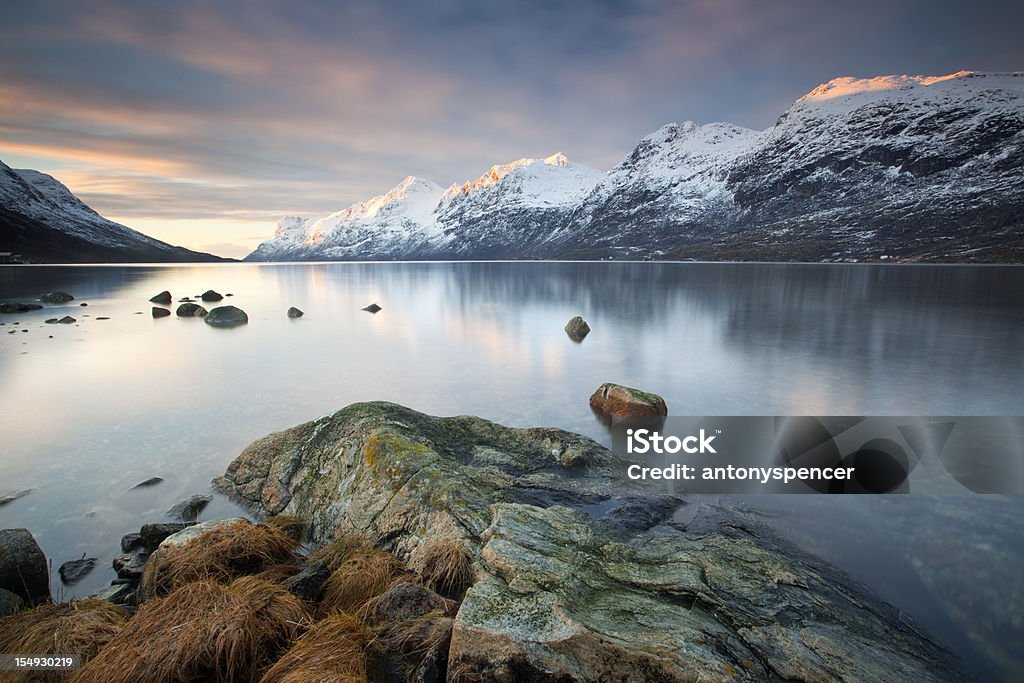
[151,307,170,318]
[40,291,74,303]
[215,401,967,682]
[175,302,208,317]
[589,382,668,419]
[204,305,248,327]
[59,557,97,585]
[149,291,172,305]
[164,494,212,522]
[200,289,224,302]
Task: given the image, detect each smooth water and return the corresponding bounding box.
[1,262,1022,679]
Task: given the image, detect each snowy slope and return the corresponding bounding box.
[249,71,1024,262]
[0,161,223,262]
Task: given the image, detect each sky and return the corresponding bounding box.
[1,0,1022,258]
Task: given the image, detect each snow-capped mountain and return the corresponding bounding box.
[248,71,1024,262]
[0,161,223,262]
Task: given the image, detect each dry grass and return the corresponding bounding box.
[263,515,306,542]
[250,563,302,585]
[320,550,410,615]
[141,520,299,598]
[378,610,453,658]
[0,600,127,682]
[72,578,309,683]
[258,612,377,683]
[307,534,372,572]
[418,539,473,599]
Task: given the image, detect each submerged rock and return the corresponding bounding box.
[204,305,248,327]
[215,401,966,682]
[0,489,33,507]
[362,303,382,313]
[287,306,303,318]
[57,315,76,324]
[149,291,172,305]
[40,291,74,303]
[59,557,98,585]
[131,476,163,489]
[151,307,170,319]
[0,528,50,605]
[564,314,591,341]
[0,302,43,314]
[165,494,212,522]
[589,382,668,419]
[201,289,224,302]
[175,302,208,317]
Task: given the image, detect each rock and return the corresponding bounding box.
[178,297,195,302]
[286,306,303,318]
[40,291,74,303]
[90,582,136,607]
[175,303,208,317]
[131,477,163,489]
[0,528,50,605]
[362,303,382,313]
[95,316,110,320]
[112,551,147,580]
[155,518,247,552]
[0,302,43,314]
[59,557,98,585]
[79,302,88,306]
[120,533,144,552]
[225,293,234,297]
[282,560,332,602]
[0,489,33,507]
[564,315,591,341]
[204,305,248,327]
[0,587,25,616]
[165,494,212,522]
[589,382,667,420]
[151,307,170,318]
[58,316,76,324]
[138,522,194,549]
[366,582,457,624]
[200,289,223,302]
[149,291,172,305]
[45,318,58,324]
[215,401,967,683]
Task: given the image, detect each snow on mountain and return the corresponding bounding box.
[1,161,223,262]
[249,71,1024,262]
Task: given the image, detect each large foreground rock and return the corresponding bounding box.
[214,402,966,682]
[0,528,50,605]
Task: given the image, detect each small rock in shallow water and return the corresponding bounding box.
[287,306,303,318]
[165,494,212,522]
[149,291,172,305]
[589,382,667,420]
[120,533,144,552]
[40,291,74,303]
[175,303,208,317]
[59,557,97,585]
[112,551,147,580]
[139,522,194,548]
[58,316,75,324]
[201,289,223,302]
[0,302,43,313]
[564,315,591,342]
[152,307,170,319]
[362,303,382,313]
[131,477,163,489]
[79,302,88,307]
[0,489,33,507]
[96,316,110,320]
[204,305,248,327]
[178,297,195,302]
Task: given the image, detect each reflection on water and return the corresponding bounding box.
[0,262,1022,679]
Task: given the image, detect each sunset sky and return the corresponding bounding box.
[2,0,1022,258]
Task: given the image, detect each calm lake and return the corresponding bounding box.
[1,262,1022,680]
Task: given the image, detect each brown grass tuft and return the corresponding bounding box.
[142,520,299,598]
[258,611,376,683]
[263,515,306,542]
[0,600,127,681]
[73,578,309,683]
[320,550,410,615]
[307,534,372,572]
[418,539,474,599]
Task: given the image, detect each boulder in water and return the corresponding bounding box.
[149,291,172,305]
[204,305,248,327]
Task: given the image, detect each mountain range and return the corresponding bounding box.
[0,161,223,263]
[249,71,1024,263]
